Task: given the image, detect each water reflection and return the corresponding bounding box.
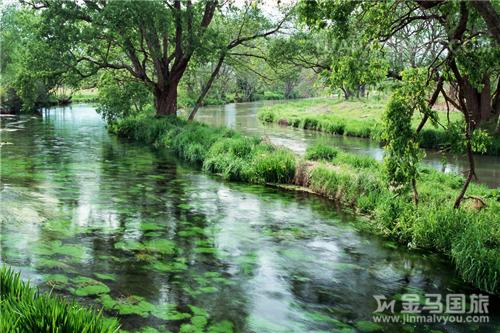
[0,104,498,332]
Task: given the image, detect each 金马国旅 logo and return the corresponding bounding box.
[372,293,490,324]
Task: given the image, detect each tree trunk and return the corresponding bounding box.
[188,54,225,121]
[155,82,178,116]
[358,85,366,98]
[412,178,419,206]
[341,87,351,100]
[454,137,476,208]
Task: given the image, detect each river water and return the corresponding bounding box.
[0,104,498,332]
[194,101,500,188]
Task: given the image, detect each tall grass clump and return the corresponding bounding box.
[0,266,120,332]
[113,116,296,184]
[305,142,339,161]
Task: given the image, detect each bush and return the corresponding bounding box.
[257,109,275,123]
[0,266,120,332]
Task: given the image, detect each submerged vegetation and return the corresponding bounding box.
[0,265,120,332]
[112,116,500,294]
[1,0,499,330]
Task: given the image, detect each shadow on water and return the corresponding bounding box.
[0,104,498,332]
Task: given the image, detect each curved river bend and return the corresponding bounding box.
[0,104,498,332]
[194,100,500,188]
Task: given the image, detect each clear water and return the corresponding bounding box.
[193,100,500,188]
[0,104,498,332]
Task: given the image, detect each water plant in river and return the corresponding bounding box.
[111,116,500,294]
[34,239,86,259]
[0,265,120,332]
[72,276,111,297]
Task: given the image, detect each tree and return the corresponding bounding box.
[23,0,218,116]
[269,25,387,99]
[299,0,500,208]
[186,2,291,120]
[0,5,67,112]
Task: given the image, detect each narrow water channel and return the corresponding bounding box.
[0,104,498,332]
[194,100,500,188]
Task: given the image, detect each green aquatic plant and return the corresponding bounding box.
[144,239,176,255]
[114,240,145,252]
[33,257,76,272]
[43,274,69,290]
[42,219,80,238]
[151,303,191,321]
[99,294,156,317]
[149,260,188,273]
[0,265,120,332]
[72,276,110,297]
[355,320,383,332]
[34,240,86,259]
[114,295,155,317]
[94,273,117,282]
[140,222,164,231]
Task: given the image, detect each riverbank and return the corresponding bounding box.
[111,115,500,295]
[257,97,500,156]
[0,265,120,332]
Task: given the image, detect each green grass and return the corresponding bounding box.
[71,89,99,103]
[0,265,120,332]
[111,115,296,185]
[257,97,500,155]
[111,116,500,295]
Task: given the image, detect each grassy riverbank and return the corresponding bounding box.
[111,115,500,295]
[258,97,500,155]
[0,265,120,332]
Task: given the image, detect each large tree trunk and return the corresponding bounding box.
[155,82,179,116]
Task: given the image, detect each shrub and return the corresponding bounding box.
[257,109,275,123]
[0,266,120,332]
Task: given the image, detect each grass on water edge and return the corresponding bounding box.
[111,115,500,295]
[257,97,500,155]
[0,265,120,332]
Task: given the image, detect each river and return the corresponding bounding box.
[194,100,500,188]
[0,104,498,332]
